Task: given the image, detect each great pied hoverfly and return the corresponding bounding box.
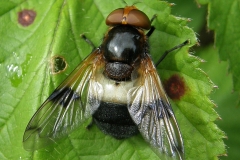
[23,5,188,160]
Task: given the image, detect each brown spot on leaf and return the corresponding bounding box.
[50,56,68,74]
[164,74,186,100]
[18,10,36,26]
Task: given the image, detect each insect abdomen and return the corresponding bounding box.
[92,101,139,139]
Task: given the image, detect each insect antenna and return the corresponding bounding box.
[155,40,189,67]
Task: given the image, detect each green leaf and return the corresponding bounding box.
[197,46,239,160]
[197,0,240,106]
[0,0,225,159]
[169,0,207,32]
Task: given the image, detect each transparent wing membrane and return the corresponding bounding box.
[23,50,104,151]
[128,54,184,160]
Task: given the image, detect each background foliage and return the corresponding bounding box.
[171,0,240,159]
[0,0,239,159]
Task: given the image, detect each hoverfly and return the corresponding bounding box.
[23,4,188,160]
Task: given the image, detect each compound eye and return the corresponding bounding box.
[106,8,124,26]
[127,9,151,30]
[106,6,151,30]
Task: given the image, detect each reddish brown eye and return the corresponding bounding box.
[127,9,151,30]
[106,6,151,30]
[106,8,124,26]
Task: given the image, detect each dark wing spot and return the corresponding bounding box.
[48,87,79,108]
[147,99,172,119]
[18,10,36,27]
[164,74,186,100]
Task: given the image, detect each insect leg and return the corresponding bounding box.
[146,26,155,37]
[80,34,96,51]
[86,119,94,130]
[147,14,189,67]
[155,40,189,67]
[146,14,157,37]
[150,14,157,24]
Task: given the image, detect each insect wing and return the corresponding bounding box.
[127,54,184,160]
[23,50,104,151]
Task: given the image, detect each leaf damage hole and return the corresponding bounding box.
[18,9,36,27]
[50,56,68,75]
[164,74,186,100]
